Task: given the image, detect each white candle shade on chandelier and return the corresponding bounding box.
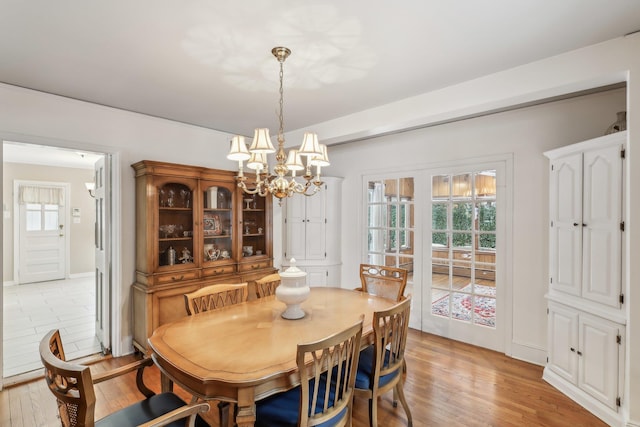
[227,47,329,202]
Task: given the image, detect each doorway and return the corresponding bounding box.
[2,141,109,380]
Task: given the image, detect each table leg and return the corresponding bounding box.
[160,371,174,393]
[235,387,256,427]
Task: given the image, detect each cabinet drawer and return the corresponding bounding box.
[155,270,199,285]
[202,264,236,277]
[238,259,271,272]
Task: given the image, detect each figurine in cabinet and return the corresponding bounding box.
[179,247,192,263]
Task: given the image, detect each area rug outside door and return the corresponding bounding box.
[431,283,496,327]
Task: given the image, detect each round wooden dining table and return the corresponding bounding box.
[147,287,397,427]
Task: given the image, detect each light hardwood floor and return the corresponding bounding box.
[3,277,101,379]
[1,329,607,427]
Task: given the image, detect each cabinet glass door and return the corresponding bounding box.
[158,182,194,268]
[241,193,268,259]
[202,184,234,263]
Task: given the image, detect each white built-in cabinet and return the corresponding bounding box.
[543,132,626,427]
[282,177,342,287]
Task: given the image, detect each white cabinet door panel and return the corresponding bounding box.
[548,304,578,384]
[550,154,582,296]
[578,314,621,410]
[582,147,622,307]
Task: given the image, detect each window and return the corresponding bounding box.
[26,203,59,231]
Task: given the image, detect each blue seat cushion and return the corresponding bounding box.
[256,377,347,427]
[355,345,399,390]
[96,392,209,427]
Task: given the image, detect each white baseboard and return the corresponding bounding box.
[69,272,95,279]
[543,367,625,427]
[509,340,546,366]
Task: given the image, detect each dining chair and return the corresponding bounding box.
[357,264,408,302]
[183,282,248,315]
[40,329,210,427]
[183,282,248,425]
[255,318,365,427]
[254,272,281,298]
[355,297,413,427]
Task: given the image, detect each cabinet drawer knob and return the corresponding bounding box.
[252,264,260,269]
[171,275,184,281]
[577,350,582,356]
[570,347,576,352]
[573,223,579,226]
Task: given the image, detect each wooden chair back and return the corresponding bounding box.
[40,330,97,427]
[297,318,363,427]
[355,297,413,426]
[184,282,248,315]
[359,264,408,302]
[372,297,411,384]
[254,273,281,298]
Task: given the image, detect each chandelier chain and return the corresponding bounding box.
[278,59,285,144]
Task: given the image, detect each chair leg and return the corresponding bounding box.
[394,383,413,427]
[368,396,378,427]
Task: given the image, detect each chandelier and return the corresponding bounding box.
[226,47,329,202]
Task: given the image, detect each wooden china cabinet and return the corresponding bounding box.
[131,160,275,352]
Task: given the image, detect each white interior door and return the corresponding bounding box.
[94,156,111,354]
[15,181,68,284]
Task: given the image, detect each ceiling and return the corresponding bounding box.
[1,0,640,142]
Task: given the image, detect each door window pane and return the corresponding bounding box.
[430,170,497,328]
[365,176,414,298]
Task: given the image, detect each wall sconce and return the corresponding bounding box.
[85,182,96,198]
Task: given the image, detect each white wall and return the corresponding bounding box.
[329,88,625,360]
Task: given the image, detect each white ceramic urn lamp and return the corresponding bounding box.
[276,258,310,319]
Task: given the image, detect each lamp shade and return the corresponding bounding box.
[247,152,267,170]
[227,135,251,161]
[285,149,304,171]
[298,132,322,157]
[310,144,330,167]
[249,128,276,154]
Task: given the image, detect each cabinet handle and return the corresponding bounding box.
[251,264,260,269]
[570,347,575,352]
[577,350,582,356]
[573,223,579,226]
[582,223,587,227]
[213,269,223,274]
[171,275,184,281]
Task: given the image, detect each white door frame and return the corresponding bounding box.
[13,180,70,284]
[0,133,122,391]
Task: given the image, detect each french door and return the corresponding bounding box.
[364,174,422,329]
[364,159,510,353]
[425,161,507,352]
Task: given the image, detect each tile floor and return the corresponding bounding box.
[2,276,101,378]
